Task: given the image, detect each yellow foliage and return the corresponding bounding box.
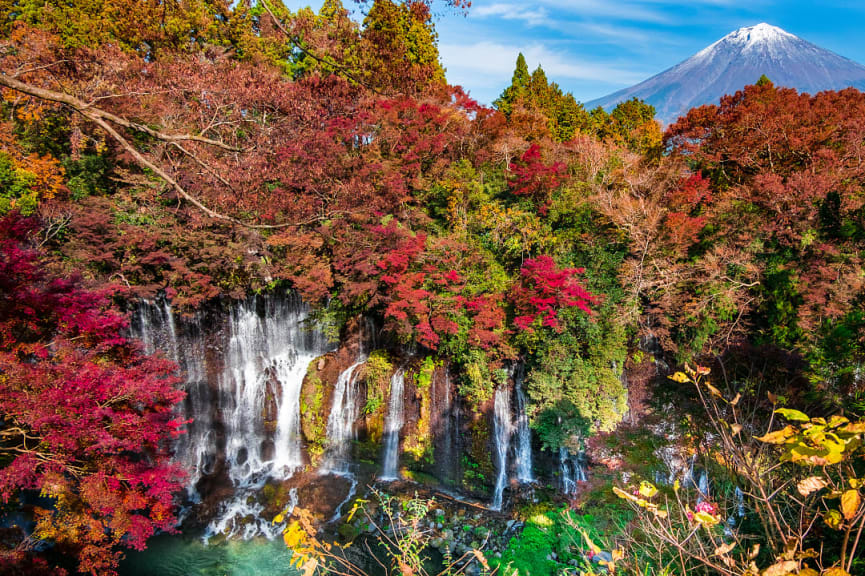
[840,490,860,520]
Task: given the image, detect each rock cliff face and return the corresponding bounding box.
[132,292,597,535]
[588,23,865,125]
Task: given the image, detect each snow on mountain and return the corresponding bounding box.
[587,23,865,125]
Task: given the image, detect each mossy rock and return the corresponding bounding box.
[300,355,332,465]
[463,416,494,492]
[403,364,434,471]
[337,522,361,542]
[359,350,391,448]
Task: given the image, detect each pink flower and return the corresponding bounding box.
[695,501,718,515]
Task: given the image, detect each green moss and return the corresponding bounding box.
[401,469,439,486]
[414,355,436,390]
[404,358,436,469]
[299,356,328,464]
[493,511,606,576]
[362,350,392,415]
[463,417,494,492]
[458,349,495,410]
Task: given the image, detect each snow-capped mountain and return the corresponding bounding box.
[587,23,865,125]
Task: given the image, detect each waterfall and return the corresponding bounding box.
[735,486,745,517]
[162,299,180,362]
[513,368,533,483]
[560,448,575,495]
[696,470,710,503]
[560,447,587,495]
[172,313,214,502]
[321,361,366,475]
[433,368,456,485]
[491,386,514,511]
[220,295,329,483]
[322,317,376,475]
[209,294,332,539]
[683,454,698,488]
[132,300,215,502]
[380,368,406,480]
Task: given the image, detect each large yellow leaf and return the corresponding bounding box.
[841,421,865,433]
[755,426,796,444]
[639,481,658,498]
[840,490,861,520]
[694,511,720,526]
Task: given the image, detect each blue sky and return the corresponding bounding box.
[283,0,865,105]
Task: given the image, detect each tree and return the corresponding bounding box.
[0,213,185,575]
[508,144,568,211]
[510,255,594,333]
[663,82,865,386]
[495,57,591,141]
[494,53,531,116]
[361,0,447,93]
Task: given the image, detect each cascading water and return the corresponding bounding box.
[380,368,406,480]
[696,470,710,504]
[321,318,375,476]
[513,368,533,483]
[491,386,514,511]
[432,368,456,485]
[559,447,587,495]
[132,300,215,502]
[560,448,574,494]
[322,361,366,475]
[683,454,698,488]
[208,294,332,539]
[172,314,214,502]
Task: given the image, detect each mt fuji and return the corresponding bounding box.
[587,23,865,125]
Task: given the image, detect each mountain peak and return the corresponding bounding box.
[695,23,796,59]
[728,23,795,44]
[588,23,865,125]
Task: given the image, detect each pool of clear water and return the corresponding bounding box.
[118,533,301,576]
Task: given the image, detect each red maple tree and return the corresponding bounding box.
[0,213,186,575]
[510,255,595,333]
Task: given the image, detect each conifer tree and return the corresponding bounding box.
[495,53,531,115]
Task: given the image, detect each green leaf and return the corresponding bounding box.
[775,408,809,422]
[824,509,843,530]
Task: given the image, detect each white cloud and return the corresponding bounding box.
[472,3,552,27]
[530,0,671,24]
[439,40,648,103]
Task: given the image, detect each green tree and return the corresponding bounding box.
[496,57,590,141]
[495,52,531,115]
[361,0,446,92]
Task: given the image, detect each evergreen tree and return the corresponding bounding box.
[362,0,446,92]
[494,53,531,115]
